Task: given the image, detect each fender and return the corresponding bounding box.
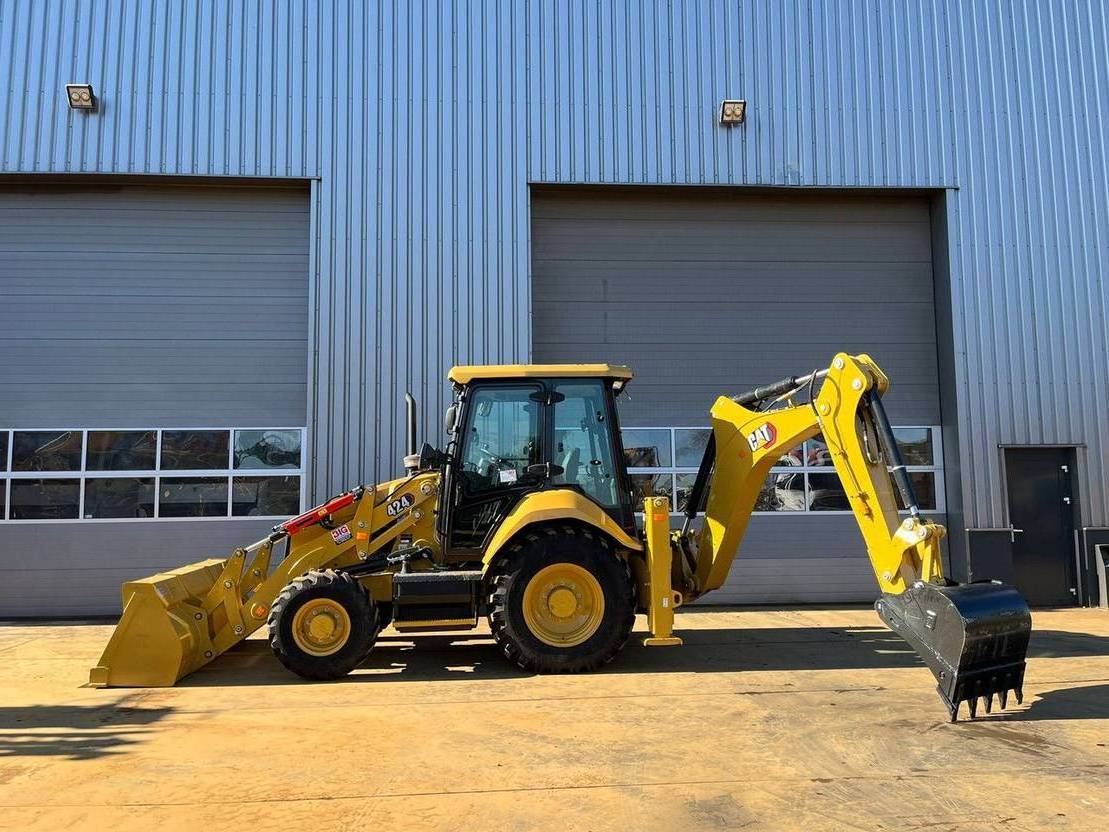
[481,489,643,569]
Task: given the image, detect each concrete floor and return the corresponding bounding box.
[0,608,1107,831]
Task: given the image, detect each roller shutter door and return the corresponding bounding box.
[0,182,309,616]
[532,187,940,603]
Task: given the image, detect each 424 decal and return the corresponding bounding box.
[386,493,415,517]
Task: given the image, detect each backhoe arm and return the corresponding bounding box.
[667,352,1031,721]
[687,353,944,598]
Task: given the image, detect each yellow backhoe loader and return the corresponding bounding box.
[91,353,1031,721]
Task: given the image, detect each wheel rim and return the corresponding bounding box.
[521,563,605,647]
[291,598,351,656]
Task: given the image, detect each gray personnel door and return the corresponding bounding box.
[531,186,942,603]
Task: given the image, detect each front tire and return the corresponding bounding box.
[488,525,635,673]
[268,569,378,680]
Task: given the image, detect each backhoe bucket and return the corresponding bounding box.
[89,555,258,687]
[876,581,1031,721]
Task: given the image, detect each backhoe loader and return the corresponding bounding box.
[91,353,1031,721]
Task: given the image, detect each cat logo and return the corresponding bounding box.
[746,423,778,453]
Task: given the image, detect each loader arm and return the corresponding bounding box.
[668,353,1031,721]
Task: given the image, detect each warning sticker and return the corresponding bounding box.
[498,468,518,484]
[330,524,353,545]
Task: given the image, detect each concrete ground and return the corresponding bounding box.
[0,608,1106,831]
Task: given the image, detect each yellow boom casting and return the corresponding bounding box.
[92,354,1031,721]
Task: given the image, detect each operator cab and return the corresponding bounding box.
[439,364,636,557]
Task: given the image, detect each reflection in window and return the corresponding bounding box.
[232,476,301,516]
[86,431,157,471]
[12,431,83,472]
[160,431,230,470]
[674,429,711,467]
[895,472,937,511]
[755,471,805,511]
[84,478,155,518]
[622,429,672,467]
[160,477,228,517]
[805,435,835,466]
[675,473,696,513]
[0,481,6,518]
[0,432,8,470]
[630,473,673,507]
[234,430,302,469]
[9,479,80,519]
[806,473,849,511]
[894,428,934,466]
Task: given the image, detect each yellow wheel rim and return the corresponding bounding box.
[522,563,605,647]
[291,598,351,657]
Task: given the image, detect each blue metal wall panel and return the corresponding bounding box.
[1,0,1106,529]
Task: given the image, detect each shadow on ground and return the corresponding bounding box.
[182,624,1109,693]
[0,699,174,760]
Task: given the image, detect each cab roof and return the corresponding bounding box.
[448,363,634,385]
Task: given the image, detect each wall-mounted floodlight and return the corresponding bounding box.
[65,84,97,112]
[719,99,746,125]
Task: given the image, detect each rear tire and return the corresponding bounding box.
[268,569,378,680]
[488,525,635,673]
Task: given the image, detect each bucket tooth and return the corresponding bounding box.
[875,580,1031,721]
[1015,687,1024,705]
[999,689,1008,710]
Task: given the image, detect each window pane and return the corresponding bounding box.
[621,428,671,468]
[771,448,804,468]
[551,381,620,508]
[84,478,155,518]
[895,472,938,511]
[460,387,542,492]
[234,430,302,470]
[675,429,712,468]
[805,435,835,466]
[756,470,805,511]
[160,431,230,471]
[806,473,849,511]
[0,432,8,471]
[86,431,156,471]
[894,427,935,466]
[11,431,83,472]
[1,480,6,518]
[9,479,80,519]
[232,476,301,516]
[630,474,673,508]
[159,477,228,517]
[675,473,696,513]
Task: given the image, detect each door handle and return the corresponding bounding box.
[1010,527,1024,543]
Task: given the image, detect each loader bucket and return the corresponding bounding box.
[875,581,1031,721]
[89,557,249,687]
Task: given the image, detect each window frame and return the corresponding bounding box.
[0,427,307,523]
[625,425,946,517]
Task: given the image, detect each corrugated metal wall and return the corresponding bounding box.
[2,0,1106,530]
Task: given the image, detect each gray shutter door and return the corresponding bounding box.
[0,183,309,616]
[531,187,939,603]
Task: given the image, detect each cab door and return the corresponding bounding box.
[447,383,544,552]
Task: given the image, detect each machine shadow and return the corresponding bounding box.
[0,701,174,760]
[185,622,1109,689]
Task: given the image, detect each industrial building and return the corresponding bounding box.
[1,1,1106,615]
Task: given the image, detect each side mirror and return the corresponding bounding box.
[444,403,458,435]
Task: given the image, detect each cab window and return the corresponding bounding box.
[459,386,541,492]
[550,380,619,509]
